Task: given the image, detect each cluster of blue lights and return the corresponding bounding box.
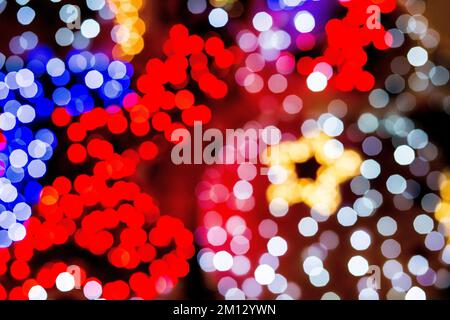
[0,125,55,247]
[0,46,134,247]
[20,46,134,116]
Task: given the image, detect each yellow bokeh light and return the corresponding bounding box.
[266,133,362,216]
[108,0,146,61]
[209,0,237,8]
[435,171,450,244]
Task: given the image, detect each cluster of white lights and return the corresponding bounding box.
[28,271,103,300]
[194,0,450,300]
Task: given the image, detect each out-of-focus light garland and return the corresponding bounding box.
[436,172,450,244]
[195,98,450,299]
[266,133,362,215]
[108,0,146,61]
[0,104,195,299]
[1,0,117,50]
[0,45,133,248]
[0,0,448,301]
[187,0,244,28]
[231,0,396,95]
[132,24,240,142]
[193,0,450,300]
[0,46,56,248]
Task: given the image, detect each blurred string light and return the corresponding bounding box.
[195,101,450,299]
[187,0,245,28]
[195,139,302,300]
[0,46,133,248]
[0,50,57,248]
[337,12,450,291]
[0,46,134,117]
[231,0,397,97]
[0,24,236,299]
[0,0,447,301]
[301,0,396,93]
[193,119,359,299]
[132,24,238,142]
[436,172,450,244]
[266,133,362,216]
[344,108,450,299]
[0,103,195,300]
[191,0,450,300]
[4,0,150,62]
[2,1,117,50]
[364,0,450,114]
[108,0,146,61]
[341,1,450,298]
[352,0,450,281]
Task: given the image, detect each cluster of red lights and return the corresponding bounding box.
[0,99,195,299]
[1,0,437,301]
[52,104,159,164]
[298,0,397,92]
[135,24,241,142]
[1,26,239,299]
[52,23,241,148]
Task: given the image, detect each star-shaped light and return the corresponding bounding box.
[266,133,362,216]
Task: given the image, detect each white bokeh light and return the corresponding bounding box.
[348,256,369,276]
[254,264,276,285]
[253,12,273,32]
[267,236,288,257]
[298,217,318,237]
[83,280,103,300]
[294,11,315,33]
[407,46,428,67]
[56,272,76,292]
[307,72,328,92]
[350,230,372,251]
[28,285,48,300]
[209,8,228,28]
[213,251,234,271]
